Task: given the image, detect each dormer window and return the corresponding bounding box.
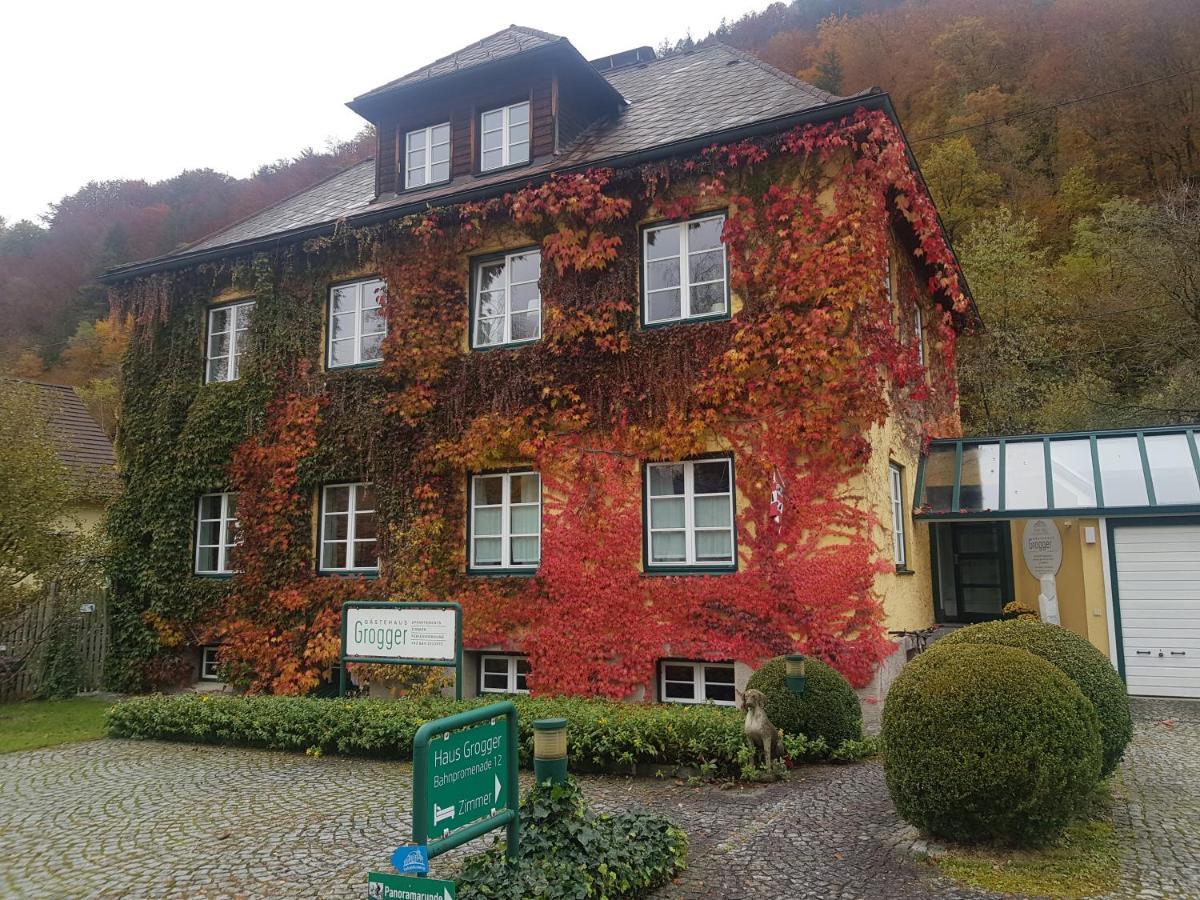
[405,123,451,189]
[480,101,530,171]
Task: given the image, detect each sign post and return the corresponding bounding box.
[413,701,520,866]
[339,601,463,699]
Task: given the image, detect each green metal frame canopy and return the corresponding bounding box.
[914,425,1200,520]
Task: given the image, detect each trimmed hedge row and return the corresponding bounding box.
[106,693,875,777]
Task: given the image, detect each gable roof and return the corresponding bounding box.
[27,382,118,496]
[354,25,565,101]
[107,41,902,286]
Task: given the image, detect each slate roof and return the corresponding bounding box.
[112,41,866,276]
[354,25,565,100]
[27,382,118,495]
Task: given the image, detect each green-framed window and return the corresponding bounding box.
[471,249,542,349]
[644,457,737,572]
[641,212,729,326]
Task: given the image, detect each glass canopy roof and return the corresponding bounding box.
[915,426,1200,518]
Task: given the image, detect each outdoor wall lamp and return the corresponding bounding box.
[785,654,807,696]
[533,717,568,784]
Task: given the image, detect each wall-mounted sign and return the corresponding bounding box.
[344,606,457,663]
[1022,519,1062,579]
[339,602,462,699]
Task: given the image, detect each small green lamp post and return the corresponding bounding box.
[532,718,568,784]
[785,653,807,696]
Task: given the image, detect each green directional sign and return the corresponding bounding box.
[425,715,508,835]
[413,701,519,863]
[367,871,455,900]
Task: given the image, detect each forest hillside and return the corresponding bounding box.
[2,0,1197,435]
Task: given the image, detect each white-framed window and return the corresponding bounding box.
[405,122,451,189]
[645,458,736,569]
[205,301,254,383]
[660,661,736,705]
[328,278,386,369]
[480,655,530,694]
[643,213,728,325]
[480,101,530,171]
[195,492,239,575]
[470,471,541,571]
[320,483,379,573]
[914,304,925,366]
[472,250,541,348]
[889,462,907,568]
[200,645,221,681]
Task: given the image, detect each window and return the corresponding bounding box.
[205,301,254,383]
[320,483,379,573]
[645,458,736,570]
[200,645,221,681]
[195,492,239,575]
[889,463,907,569]
[470,472,541,572]
[660,661,736,705]
[914,304,925,366]
[328,278,386,369]
[480,655,530,694]
[932,522,1014,623]
[480,101,530,171]
[472,250,541,348]
[405,123,451,189]
[643,214,728,325]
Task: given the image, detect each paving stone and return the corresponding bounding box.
[0,698,1195,898]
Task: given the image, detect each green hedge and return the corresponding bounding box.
[745,655,862,747]
[106,693,875,777]
[937,619,1132,777]
[458,777,687,898]
[882,643,1103,845]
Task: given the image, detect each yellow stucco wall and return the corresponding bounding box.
[1008,517,1112,657]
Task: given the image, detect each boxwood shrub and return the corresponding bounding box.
[458,776,687,898]
[106,693,874,777]
[936,619,1132,777]
[745,655,862,747]
[882,643,1103,845]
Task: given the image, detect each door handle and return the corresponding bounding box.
[1135,650,1151,656]
[1170,651,1187,656]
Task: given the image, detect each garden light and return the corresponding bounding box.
[785,654,807,696]
[532,717,568,784]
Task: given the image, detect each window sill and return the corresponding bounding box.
[469,338,540,353]
[400,177,452,194]
[194,572,235,580]
[642,566,737,577]
[467,569,538,578]
[475,160,532,179]
[326,361,383,373]
[894,567,916,576]
[318,570,380,579]
[641,311,732,331]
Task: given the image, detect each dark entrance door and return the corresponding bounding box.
[932,522,1014,623]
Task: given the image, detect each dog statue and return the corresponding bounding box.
[739,688,785,769]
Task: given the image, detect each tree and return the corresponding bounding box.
[919,137,1003,242]
[812,48,844,94]
[0,380,75,620]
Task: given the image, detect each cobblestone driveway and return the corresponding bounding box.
[0,698,1196,899]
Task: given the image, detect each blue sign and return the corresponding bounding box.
[391,844,429,875]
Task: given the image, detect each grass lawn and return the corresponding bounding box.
[934,789,1120,898]
[0,697,112,753]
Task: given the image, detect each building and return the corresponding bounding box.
[917,426,1200,699]
[100,27,974,699]
[30,381,118,529]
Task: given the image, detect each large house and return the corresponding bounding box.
[101,27,976,700]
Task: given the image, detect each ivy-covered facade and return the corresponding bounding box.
[102,28,971,699]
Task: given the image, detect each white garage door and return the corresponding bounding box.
[1114,523,1200,698]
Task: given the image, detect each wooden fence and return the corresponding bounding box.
[0,584,109,702]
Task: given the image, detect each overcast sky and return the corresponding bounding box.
[1,0,769,225]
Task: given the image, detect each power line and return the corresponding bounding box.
[911,67,1200,144]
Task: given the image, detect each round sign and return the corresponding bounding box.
[1022,519,1062,578]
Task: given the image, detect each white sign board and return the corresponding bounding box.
[1022,519,1062,579]
[344,606,457,662]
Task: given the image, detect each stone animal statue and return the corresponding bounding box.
[739,688,785,769]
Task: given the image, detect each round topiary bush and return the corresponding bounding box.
[745,656,861,747]
[936,619,1132,777]
[882,643,1102,845]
